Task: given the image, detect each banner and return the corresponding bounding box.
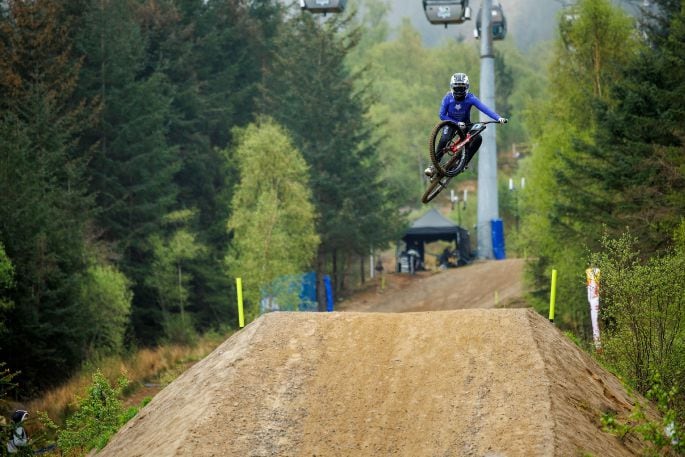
[586,267,601,350]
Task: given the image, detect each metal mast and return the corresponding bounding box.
[476,0,498,259]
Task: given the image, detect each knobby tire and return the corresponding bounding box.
[429,120,468,178]
[421,175,451,204]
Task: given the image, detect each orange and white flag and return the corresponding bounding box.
[586,267,601,350]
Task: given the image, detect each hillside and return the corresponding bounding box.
[95,259,653,456]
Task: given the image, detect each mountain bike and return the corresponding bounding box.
[421,120,505,204]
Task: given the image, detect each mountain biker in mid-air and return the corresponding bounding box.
[425,72,507,178]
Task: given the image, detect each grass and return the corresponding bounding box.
[26,330,231,426]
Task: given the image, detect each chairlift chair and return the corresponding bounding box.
[422,0,472,28]
[300,0,347,14]
[474,2,507,40]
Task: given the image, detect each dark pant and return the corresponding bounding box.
[437,124,483,165]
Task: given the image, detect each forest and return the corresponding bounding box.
[520,0,685,397]
[1,0,684,443]
[0,0,406,394]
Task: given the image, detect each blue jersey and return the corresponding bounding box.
[439,92,501,124]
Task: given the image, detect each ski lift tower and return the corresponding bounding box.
[422,0,506,259]
[475,0,500,259]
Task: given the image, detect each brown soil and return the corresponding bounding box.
[97,259,651,457]
[337,258,528,312]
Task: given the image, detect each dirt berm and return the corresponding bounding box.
[98,261,649,456]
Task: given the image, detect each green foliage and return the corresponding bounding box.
[0,0,94,390]
[492,40,541,151]
[0,362,17,413]
[160,314,197,347]
[519,0,685,352]
[448,192,477,236]
[79,264,132,356]
[564,330,586,350]
[601,410,632,441]
[601,375,684,456]
[519,0,643,333]
[346,0,390,67]
[138,0,282,331]
[0,243,14,336]
[573,4,685,254]
[0,364,30,457]
[57,371,129,454]
[591,230,685,398]
[558,0,637,100]
[72,0,181,344]
[0,0,412,391]
[147,210,207,345]
[225,120,319,320]
[0,243,13,290]
[259,11,400,300]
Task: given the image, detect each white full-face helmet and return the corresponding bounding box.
[450,72,470,101]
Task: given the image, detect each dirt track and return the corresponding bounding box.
[337,258,527,312]
[97,259,650,457]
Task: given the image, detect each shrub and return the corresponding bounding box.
[591,226,685,415]
[162,313,197,346]
[79,264,132,356]
[601,375,684,456]
[56,370,129,454]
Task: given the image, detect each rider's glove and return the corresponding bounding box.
[498,117,508,124]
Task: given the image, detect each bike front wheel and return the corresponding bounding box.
[429,120,467,178]
[421,174,452,204]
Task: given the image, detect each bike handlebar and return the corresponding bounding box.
[446,120,507,128]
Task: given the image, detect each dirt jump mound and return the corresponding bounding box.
[98,309,646,457]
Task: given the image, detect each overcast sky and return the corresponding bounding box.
[297,0,644,51]
[383,0,563,51]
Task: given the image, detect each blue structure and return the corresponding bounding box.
[490,219,506,260]
[324,275,334,312]
[300,272,317,311]
[260,271,334,313]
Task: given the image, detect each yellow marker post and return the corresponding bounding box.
[494,290,499,306]
[236,277,245,328]
[549,269,558,323]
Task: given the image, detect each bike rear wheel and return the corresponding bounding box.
[421,174,452,204]
[429,120,467,177]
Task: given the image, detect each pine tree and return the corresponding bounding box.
[260,12,400,303]
[0,0,93,388]
[73,0,180,341]
[134,0,283,330]
[520,0,639,332]
[576,2,685,254]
